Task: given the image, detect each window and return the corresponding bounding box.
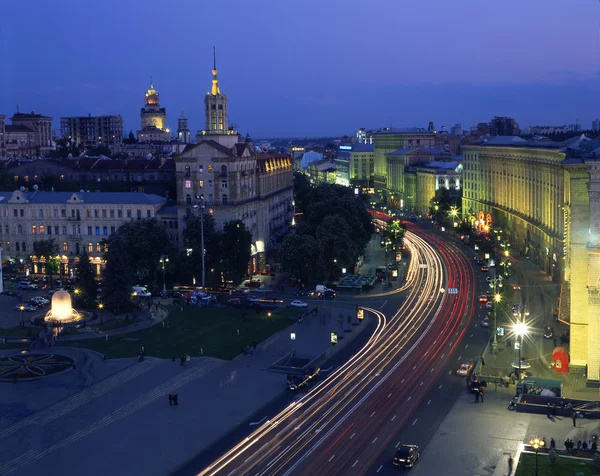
[63,242,68,252]
[87,209,92,218]
[103,243,108,252]
[95,227,100,235]
[17,224,22,234]
[222,194,228,205]
[5,242,9,251]
[88,243,93,253]
[199,165,203,173]
[62,226,67,235]
[47,226,52,235]
[32,225,37,235]
[16,242,20,252]
[185,165,191,177]
[207,165,213,173]
[13,209,17,217]
[38,209,44,218]
[221,181,228,189]
[127,209,132,218]
[221,165,228,176]
[186,195,192,205]
[102,209,107,218]
[110,209,115,218]
[199,180,204,188]
[137,210,142,219]
[22,242,26,252]
[53,209,58,218]
[75,243,80,255]
[88,226,92,235]
[94,209,99,218]
[55,226,59,235]
[60,174,64,181]
[146,210,151,218]
[103,226,108,235]
[20,209,24,217]
[110,226,115,234]
[96,243,101,253]
[118,210,123,218]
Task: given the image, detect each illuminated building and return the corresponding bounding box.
[306,160,336,185]
[6,111,53,156]
[336,144,375,189]
[177,110,190,144]
[138,79,168,142]
[463,136,600,385]
[404,161,462,214]
[60,115,123,149]
[175,50,293,271]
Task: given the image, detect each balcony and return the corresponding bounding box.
[68,215,81,221]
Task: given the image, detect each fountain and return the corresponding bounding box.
[44,290,83,324]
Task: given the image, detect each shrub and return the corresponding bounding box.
[548,448,558,464]
[593,452,600,470]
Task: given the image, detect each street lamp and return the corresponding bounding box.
[193,195,206,289]
[19,304,25,327]
[513,320,529,391]
[132,291,138,320]
[489,274,503,352]
[529,436,544,476]
[159,255,169,296]
[98,302,104,325]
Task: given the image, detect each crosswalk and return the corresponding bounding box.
[0,358,162,440]
[0,357,224,476]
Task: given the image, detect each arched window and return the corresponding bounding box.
[22,242,26,252]
[15,242,20,252]
[184,165,191,177]
[186,195,192,205]
[221,165,228,177]
[17,224,22,234]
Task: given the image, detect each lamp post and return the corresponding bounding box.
[489,273,503,353]
[529,436,544,476]
[19,304,25,327]
[159,255,169,297]
[98,302,104,325]
[513,315,529,391]
[193,195,206,290]
[132,291,138,320]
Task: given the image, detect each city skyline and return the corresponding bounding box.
[2,0,600,137]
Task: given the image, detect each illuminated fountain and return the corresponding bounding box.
[44,290,82,324]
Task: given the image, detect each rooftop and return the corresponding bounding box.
[0,190,167,205]
[375,127,430,135]
[387,146,450,156]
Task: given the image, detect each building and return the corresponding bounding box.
[60,115,123,150]
[9,111,53,156]
[592,120,600,132]
[407,161,462,214]
[335,144,375,189]
[177,110,191,144]
[462,136,600,385]
[488,116,520,136]
[174,52,294,272]
[306,160,336,185]
[299,150,323,170]
[0,189,167,276]
[451,123,463,136]
[5,125,36,156]
[0,115,6,158]
[138,81,169,143]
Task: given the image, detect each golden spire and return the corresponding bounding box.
[211,46,220,95]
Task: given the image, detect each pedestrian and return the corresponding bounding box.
[475,390,480,403]
[508,456,513,475]
[592,440,597,451]
[481,356,485,366]
[550,438,556,449]
[583,441,588,450]
[168,393,173,406]
[547,403,552,418]
[553,335,557,347]
[577,440,582,449]
[564,438,569,451]
[552,405,557,418]
[172,393,179,405]
[572,410,577,427]
[479,388,484,403]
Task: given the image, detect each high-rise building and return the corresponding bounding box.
[592,119,600,132]
[177,110,191,144]
[175,49,294,272]
[451,123,462,136]
[138,79,168,143]
[488,116,520,136]
[9,111,53,155]
[462,136,600,386]
[335,144,375,188]
[60,114,123,149]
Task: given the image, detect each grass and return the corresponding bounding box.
[515,452,600,476]
[0,326,41,338]
[57,305,303,360]
[95,318,139,332]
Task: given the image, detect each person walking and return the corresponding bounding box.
[479,388,484,403]
[475,390,480,403]
[172,393,179,405]
[572,410,577,427]
[546,403,552,418]
[508,455,513,475]
[168,393,173,406]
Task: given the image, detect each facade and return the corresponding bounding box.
[306,160,336,185]
[177,110,191,144]
[451,123,463,136]
[175,55,294,271]
[60,115,123,149]
[10,112,53,155]
[5,125,36,156]
[462,137,600,385]
[0,189,167,276]
[386,146,451,197]
[409,161,462,214]
[592,119,600,132]
[488,116,520,136]
[0,115,5,158]
[138,82,169,143]
[335,144,374,188]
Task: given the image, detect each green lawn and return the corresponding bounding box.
[516,452,600,476]
[95,318,139,332]
[57,306,302,360]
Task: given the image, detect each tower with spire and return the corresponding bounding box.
[138,78,168,142]
[196,47,239,147]
[177,109,190,144]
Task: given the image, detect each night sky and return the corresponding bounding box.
[2,0,600,137]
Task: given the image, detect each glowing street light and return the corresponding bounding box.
[98,302,104,325]
[19,304,25,327]
[529,436,544,476]
[514,321,529,390]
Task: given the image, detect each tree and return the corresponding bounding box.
[181,212,222,287]
[33,239,58,283]
[221,220,252,284]
[279,234,322,283]
[385,220,405,250]
[315,215,358,280]
[74,250,96,304]
[102,236,134,313]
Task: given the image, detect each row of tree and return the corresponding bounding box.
[279,174,374,283]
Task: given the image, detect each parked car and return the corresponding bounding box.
[247,295,262,303]
[295,289,310,297]
[19,282,37,290]
[485,302,494,310]
[480,267,489,272]
[15,303,37,312]
[31,296,49,305]
[290,300,308,308]
[227,298,242,307]
[393,444,420,468]
[259,270,275,276]
[244,280,262,288]
[318,290,336,300]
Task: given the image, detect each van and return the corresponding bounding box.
[132,286,151,297]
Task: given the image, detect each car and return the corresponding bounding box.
[15,303,37,312]
[31,296,49,305]
[259,270,276,276]
[247,295,262,303]
[318,290,336,299]
[480,267,489,272]
[482,317,490,327]
[18,282,37,290]
[244,280,262,288]
[295,289,310,297]
[227,297,241,307]
[544,326,553,339]
[393,444,420,468]
[290,300,308,308]
[511,284,521,290]
[478,295,488,303]
[485,302,494,309]
[456,363,473,376]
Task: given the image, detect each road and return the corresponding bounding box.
[194,226,476,476]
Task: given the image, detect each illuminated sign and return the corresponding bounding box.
[357,309,364,320]
[331,332,338,344]
[339,146,352,150]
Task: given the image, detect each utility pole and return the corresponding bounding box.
[490,273,503,353]
[194,195,206,289]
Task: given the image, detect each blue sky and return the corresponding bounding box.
[2,0,600,137]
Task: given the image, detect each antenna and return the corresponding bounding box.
[213,46,217,70]
[150,75,153,88]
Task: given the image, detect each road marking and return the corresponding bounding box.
[407,396,412,401]
[352,460,359,468]
[372,437,378,444]
[420,381,423,386]
[412,419,418,426]
[370,411,376,417]
[458,356,462,360]
[379,300,388,309]
[430,367,434,372]
[388,393,392,398]
[401,379,405,384]
[427,400,431,405]
[249,416,267,426]
[439,385,443,389]
[328,455,336,462]
[350,433,355,439]
[396,442,401,448]
[441,353,445,358]
[471,333,474,337]
[377,465,383,473]
[465,344,469,348]
[391,415,396,421]
[413,365,416,370]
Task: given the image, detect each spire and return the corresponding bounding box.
[180,108,186,118]
[211,46,221,95]
[150,75,153,89]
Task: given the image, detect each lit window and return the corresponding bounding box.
[40,225,45,234]
[63,242,68,252]
[185,180,191,189]
[199,180,204,188]
[96,243,101,252]
[32,225,37,235]
[88,243,93,253]
[207,165,213,173]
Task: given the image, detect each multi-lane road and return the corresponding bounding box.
[193,226,478,476]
